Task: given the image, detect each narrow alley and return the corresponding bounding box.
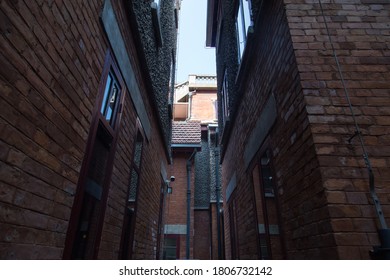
[0,0,389,261]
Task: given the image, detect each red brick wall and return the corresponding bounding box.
[0,0,105,259]
[285,0,390,259]
[166,151,196,259]
[190,90,217,122]
[0,0,171,259]
[221,0,330,259]
[221,0,389,259]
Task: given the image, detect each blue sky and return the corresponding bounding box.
[176,0,216,83]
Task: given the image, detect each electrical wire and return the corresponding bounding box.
[318,0,387,229]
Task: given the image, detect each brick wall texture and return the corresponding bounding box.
[166,152,195,259]
[191,90,217,122]
[285,0,390,259]
[216,0,390,259]
[0,0,175,259]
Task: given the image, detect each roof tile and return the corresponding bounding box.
[172,121,201,144]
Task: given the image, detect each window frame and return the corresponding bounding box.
[221,68,229,125]
[163,234,180,260]
[235,0,253,63]
[64,50,126,259]
[251,145,286,260]
[151,0,163,46]
[119,119,145,259]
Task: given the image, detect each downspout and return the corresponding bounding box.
[186,149,197,259]
[214,128,223,259]
[187,90,196,121]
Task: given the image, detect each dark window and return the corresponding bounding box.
[71,125,112,259]
[120,129,144,259]
[252,149,285,259]
[163,235,180,260]
[260,152,275,197]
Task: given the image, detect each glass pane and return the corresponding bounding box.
[164,238,177,247]
[105,83,118,124]
[101,71,121,127]
[128,168,139,201]
[243,0,251,30]
[72,192,101,259]
[261,153,274,196]
[237,0,252,61]
[101,74,112,115]
[259,234,269,259]
[237,5,245,60]
[72,127,110,259]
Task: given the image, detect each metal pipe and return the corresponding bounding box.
[186,149,197,259]
[187,90,196,121]
[214,128,222,259]
[318,0,388,259]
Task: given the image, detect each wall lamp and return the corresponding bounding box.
[166,176,175,194]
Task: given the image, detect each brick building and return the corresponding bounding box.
[0,0,180,259]
[164,75,223,259]
[206,0,390,259]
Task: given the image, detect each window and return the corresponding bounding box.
[151,0,163,46]
[64,51,125,259]
[168,50,175,119]
[101,72,121,127]
[221,69,229,124]
[163,235,180,260]
[235,0,252,62]
[120,128,144,259]
[260,152,275,197]
[252,149,285,259]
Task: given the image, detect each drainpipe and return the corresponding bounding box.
[187,90,196,121]
[214,128,222,259]
[186,149,197,259]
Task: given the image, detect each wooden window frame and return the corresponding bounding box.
[63,50,126,259]
[163,234,180,260]
[250,143,287,260]
[119,118,145,259]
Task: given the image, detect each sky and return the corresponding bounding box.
[175,0,216,84]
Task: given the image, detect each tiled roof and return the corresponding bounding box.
[172,121,201,144]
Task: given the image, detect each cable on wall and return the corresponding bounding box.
[317,0,389,259]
